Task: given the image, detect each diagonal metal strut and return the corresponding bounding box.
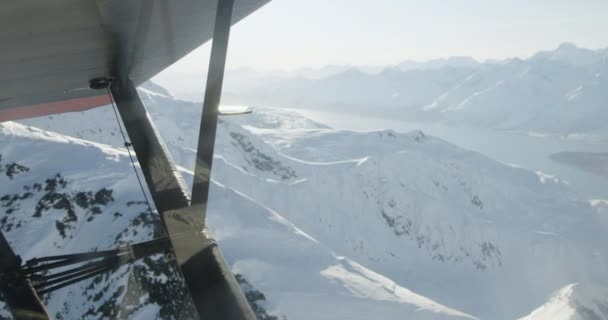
[191,0,235,210]
[110,0,254,319]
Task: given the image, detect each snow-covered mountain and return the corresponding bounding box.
[221,66,474,118]
[518,283,608,320]
[11,82,608,319]
[422,43,608,134]
[215,43,608,135]
[211,111,608,320]
[531,43,607,68]
[1,121,475,320]
[0,123,198,320]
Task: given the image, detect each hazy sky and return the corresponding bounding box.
[156,0,608,77]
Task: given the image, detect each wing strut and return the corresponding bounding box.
[192,0,234,207]
[0,232,49,320]
[109,0,255,318]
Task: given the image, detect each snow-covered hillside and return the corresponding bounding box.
[519,283,608,320]
[0,120,477,320]
[12,82,608,319]
[208,178,478,320]
[211,110,608,320]
[0,123,197,319]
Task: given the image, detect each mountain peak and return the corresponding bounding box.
[531,42,602,66]
[332,67,366,79]
[556,42,579,51]
[398,56,479,71]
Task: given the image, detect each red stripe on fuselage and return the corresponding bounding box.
[0,95,111,122]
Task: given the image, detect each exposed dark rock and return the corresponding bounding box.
[471,195,484,209]
[0,160,197,319]
[235,274,285,320]
[379,198,500,270]
[229,132,297,180]
[0,154,31,179]
[4,163,30,179]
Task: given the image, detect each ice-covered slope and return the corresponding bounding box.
[17,83,608,319]
[208,181,477,320]
[211,111,608,319]
[0,121,476,320]
[0,122,196,319]
[518,283,608,320]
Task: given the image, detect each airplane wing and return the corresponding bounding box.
[0,0,269,121]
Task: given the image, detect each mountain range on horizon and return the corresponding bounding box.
[200,42,608,136]
[153,42,608,136]
[156,42,607,88]
[157,42,607,81]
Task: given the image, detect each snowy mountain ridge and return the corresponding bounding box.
[0,120,480,320]
[0,122,197,320]
[212,43,608,135]
[10,82,608,319]
[519,283,608,320]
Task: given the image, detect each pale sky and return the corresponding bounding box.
[156,0,608,77]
